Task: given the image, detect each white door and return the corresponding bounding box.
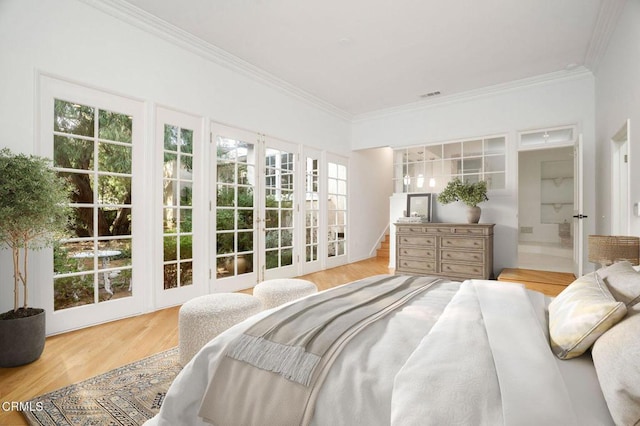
[210,125,301,289]
[156,107,206,308]
[326,154,349,269]
[211,124,260,292]
[301,148,323,275]
[262,137,300,280]
[573,135,585,277]
[39,76,145,334]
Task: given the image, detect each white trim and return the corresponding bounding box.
[584,0,627,72]
[79,0,353,121]
[352,68,594,122]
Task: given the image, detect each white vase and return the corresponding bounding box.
[467,206,481,224]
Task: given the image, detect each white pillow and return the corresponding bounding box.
[597,261,640,306]
[548,273,627,360]
[592,312,640,426]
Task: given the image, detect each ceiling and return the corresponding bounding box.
[121,0,611,116]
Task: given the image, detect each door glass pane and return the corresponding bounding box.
[216,136,255,278]
[53,99,134,309]
[305,156,320,263]
[328,160,347,259]
[162,124,194,289]
[264,146,295,270]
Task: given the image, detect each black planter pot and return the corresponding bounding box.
[0,309,46,367]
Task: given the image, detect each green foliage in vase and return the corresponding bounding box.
[437,178,488,207]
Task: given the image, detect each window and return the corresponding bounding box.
[162,124,194,289]
[52,99,133,310]
[393,135,506,193]
[519,125,576,149]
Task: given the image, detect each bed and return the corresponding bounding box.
[146,263,640,426]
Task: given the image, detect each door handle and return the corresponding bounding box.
[572,214,588,219]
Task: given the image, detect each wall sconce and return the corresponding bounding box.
[417,174,424,188]
[588,235,640,267]
[403,174,410,186]
[428,177,436,188]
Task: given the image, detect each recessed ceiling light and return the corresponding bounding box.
[420,91,441,98]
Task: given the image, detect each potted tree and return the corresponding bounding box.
[0,148,71,367]
[437,178,488,223]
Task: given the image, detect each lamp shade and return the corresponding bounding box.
[588,235,640,266]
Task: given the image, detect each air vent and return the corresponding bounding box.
[420,91,441,98]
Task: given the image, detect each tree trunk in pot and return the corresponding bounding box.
[467,206,481,224]
[0,309,46,367]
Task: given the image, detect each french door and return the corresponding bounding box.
[211,124,300,291]
[211,125,260,291]
[301,148,323,274]
[326,154,349,269]
[39,75,145,334]
[262,138,299,280]
[155,107,206,308]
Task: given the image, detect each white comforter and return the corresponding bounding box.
[146,279,613,426]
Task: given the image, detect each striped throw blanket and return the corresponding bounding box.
[198,274,442,426]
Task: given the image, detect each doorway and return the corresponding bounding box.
[517,146,574,273]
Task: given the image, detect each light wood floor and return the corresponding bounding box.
[0,257,392,426]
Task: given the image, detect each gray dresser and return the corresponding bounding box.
[395,223,495,280]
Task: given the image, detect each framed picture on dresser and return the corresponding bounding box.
[406,193,432,221]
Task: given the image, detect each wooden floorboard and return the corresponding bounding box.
[498,267,575,297]
[0,257,392,426]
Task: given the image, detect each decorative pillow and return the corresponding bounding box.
[592,312,640,426]
[597,261,640,306]
[548,273,627,360]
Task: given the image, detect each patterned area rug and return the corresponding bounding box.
[23,347,181,426]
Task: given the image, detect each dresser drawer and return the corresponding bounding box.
[397,259,435,273]
[396,226,427,234]
[441,262,485,278]
[449,227,490,235]
[441,249,483,263]
[441,237,484,250]
[397,247,435,259]
[397,235,436,247]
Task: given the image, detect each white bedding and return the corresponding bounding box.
[145,278,613,426]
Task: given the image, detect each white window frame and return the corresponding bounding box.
[155,107,206,308]
[393,134,507,194]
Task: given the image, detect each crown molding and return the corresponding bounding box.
[78,0,353,121]
[352,67,595,123]
[584,0,626,73]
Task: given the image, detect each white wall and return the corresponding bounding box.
[353,73,596,275]
[349,148,394,262]
[594,0,640,237]
[0,0,383,314]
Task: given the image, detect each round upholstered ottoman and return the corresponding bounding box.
[253,278,318,309]
[178,293,262,366]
